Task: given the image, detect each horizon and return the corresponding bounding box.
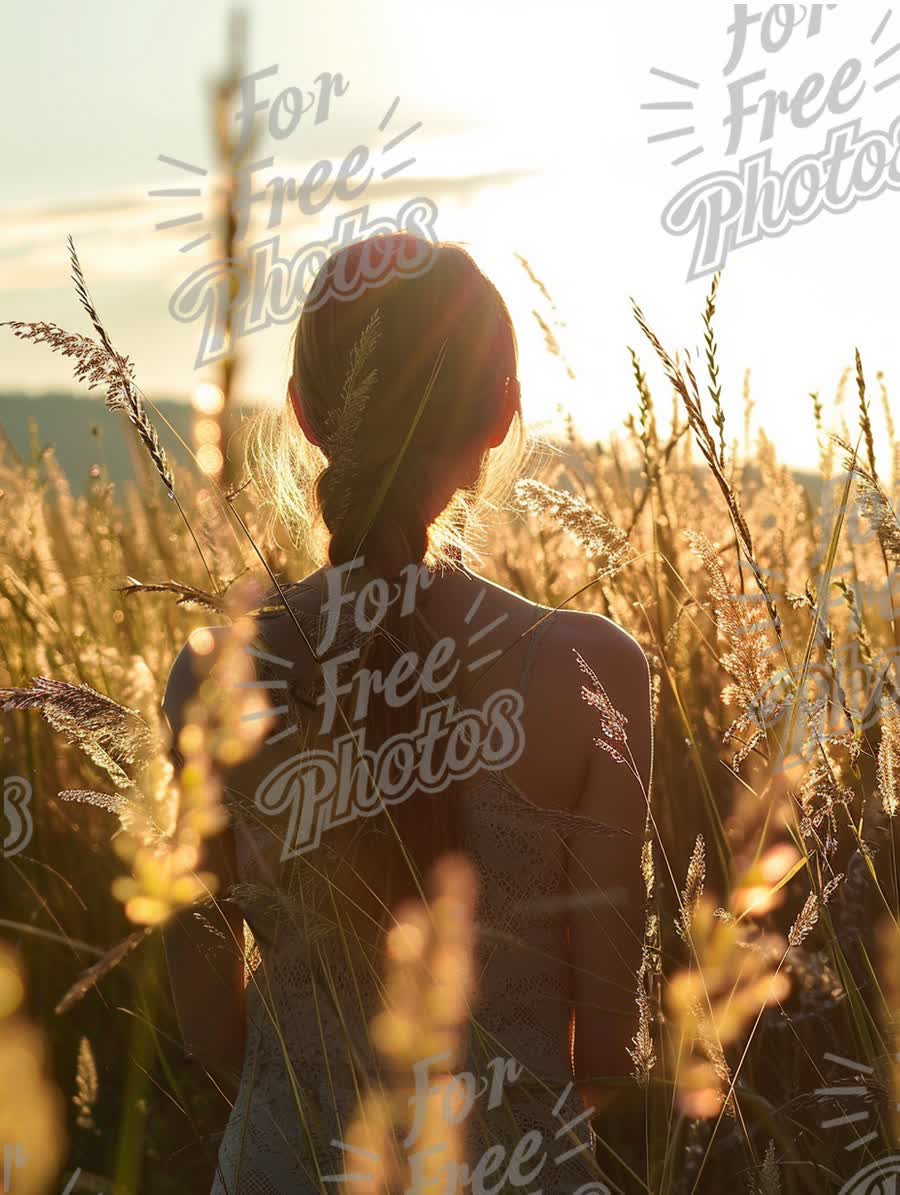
[0,389,836,491]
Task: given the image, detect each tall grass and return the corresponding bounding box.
[0,256,898,1193]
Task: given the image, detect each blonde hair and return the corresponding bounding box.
[245,235,529,573]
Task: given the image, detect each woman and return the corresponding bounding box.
[163,234,653,1193]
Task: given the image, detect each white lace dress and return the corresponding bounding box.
[208,616,617,1195]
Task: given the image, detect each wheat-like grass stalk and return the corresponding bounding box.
[835,434,900,564]
[0,677,158,787]
[67,236,177,498]
[788,892,820,947]
[702,272,726,469]
[676,834,706,942]
[324,308,383,529]
[530,308,576,379]
[55,929,153,1016]
[876,702,900,817]
[855,348,879,483]
[73,1036,99,1131]
[754,1140,782,1195]
[2,241,176,499]
[116,578,230,614]
[516,479,631,572]
[685,529,784,769]
[573,646,630,766]
[628,838,659,1086]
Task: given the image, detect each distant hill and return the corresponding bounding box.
[0,391,825,503]
[0,391,255,495]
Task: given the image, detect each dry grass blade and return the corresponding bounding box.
[876,703,900,817]
[55,929,153,1015]
[1,322,133,404]
[574,647,630,766]
[835,434,900,563]
[632,300,720,477]
[325,308,383,527]
[855,348,879,482]
[1,239,176,498]
[629,969,657,1088]
[516,479,631,571]
[68,238,176,498]
[676,834,706,942]
[685,529,784,769]
[223,475,253,503]
[788,891,819,947]
[0,677,158,769]
[68,235,115,355]
[531,308,576,379]
[629,837,659,1086]
[73,1036,99,1130]
[703,272,726,468]
[116,577,229,614]
[59,789,134,816]
[755,1140,781,1195]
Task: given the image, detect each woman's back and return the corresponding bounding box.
[196,568,649,1193]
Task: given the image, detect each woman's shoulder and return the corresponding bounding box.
[477,594,650,816]
[516,603,650,754]
[498,581,645,669]
[538,605,647,668]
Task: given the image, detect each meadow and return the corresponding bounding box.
[0,260,898,1194]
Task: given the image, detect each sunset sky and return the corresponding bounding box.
[2,0,899,470]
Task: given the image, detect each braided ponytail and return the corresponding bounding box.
[319,447,432,575]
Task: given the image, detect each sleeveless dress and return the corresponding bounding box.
[209,613,619,1195]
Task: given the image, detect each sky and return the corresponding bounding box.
[2,0,899,470]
